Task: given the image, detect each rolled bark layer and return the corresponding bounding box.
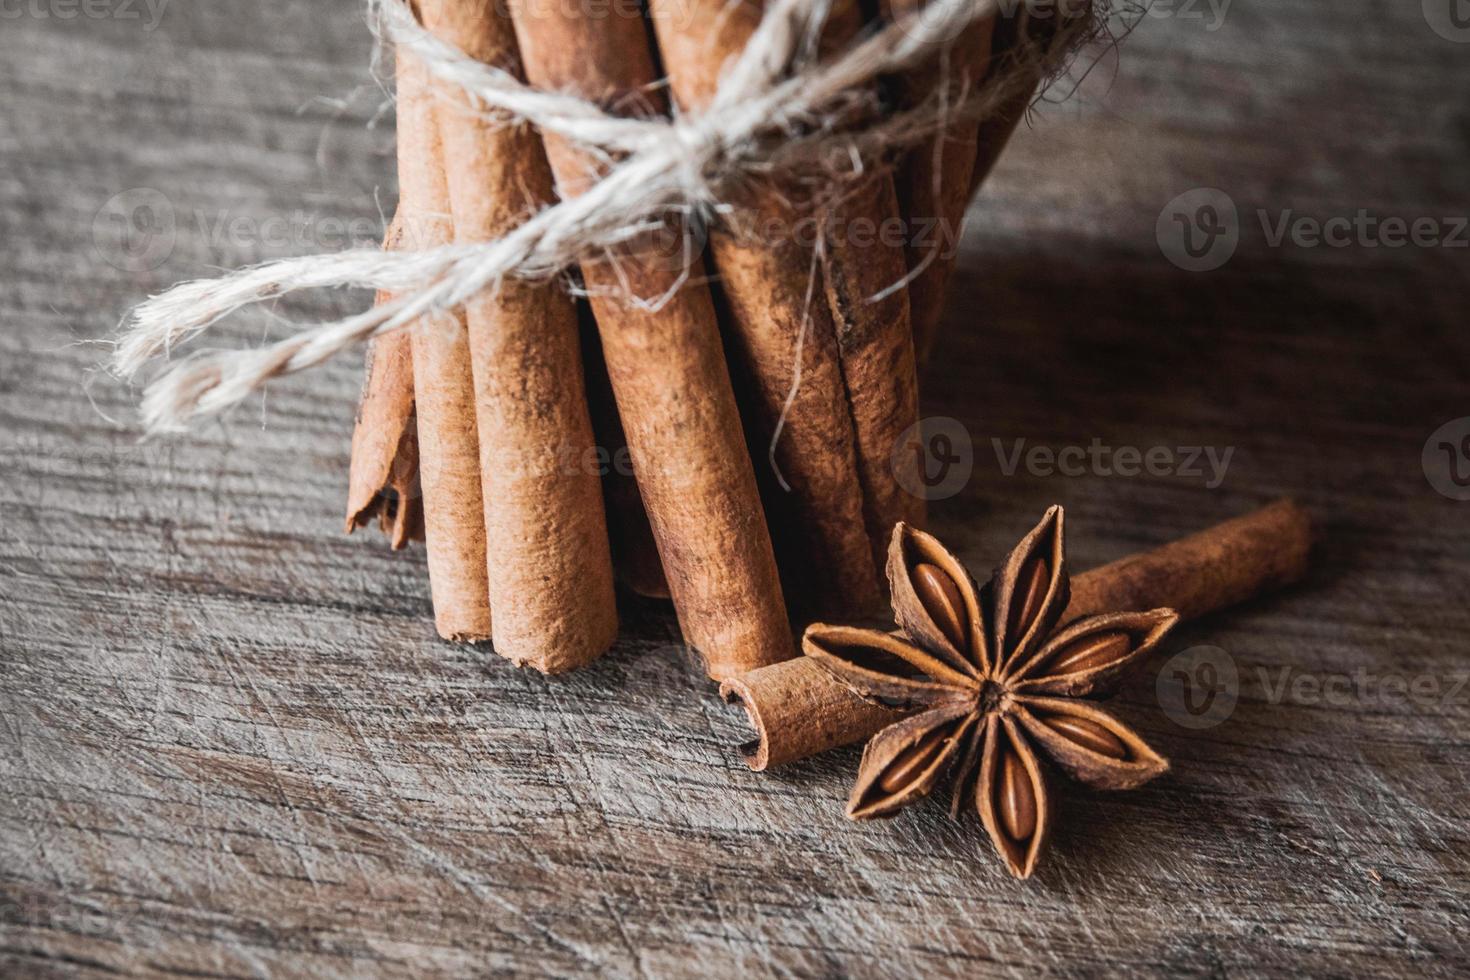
[819,168,926,577]
[580,315,671,601]
[510,0,792,679]
[808,1,927,579]
[1064,498,1314,622]
[815,0,929,568]
[965,6,1071,200]
[881,0,997,364]
[396,51,493,642]
[423,0,618,672]
[721,499,1314,770]
[346,212,424,550]
[648,0,896,619]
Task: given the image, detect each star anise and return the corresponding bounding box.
[803,507,1178,879]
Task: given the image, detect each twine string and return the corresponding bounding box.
[115,0,1095,433]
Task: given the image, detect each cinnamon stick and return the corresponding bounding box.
[580,314,671,601]
[881,0,996,364]
[721,499,1314,770]
[345,211,424,549]
[823,139,923,581]
[421,0,620,671]
[647,0,910,618]
[899,6,1083,362]
[604,457,672,602]
[396,49,493,642]
[508,0,792,679]
[816,3,927,577]
[965,6,1072,201]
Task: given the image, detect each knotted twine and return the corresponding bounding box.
[114,0,1098,433]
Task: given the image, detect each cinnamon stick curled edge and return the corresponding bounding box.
[345,212,424,550]
[721,498,1314,770]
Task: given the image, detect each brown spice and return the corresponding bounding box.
[508,0,793,679]
[812,0,927,580]
[721,498,1313,771]
[579,316,671,601]
[880,0,997,366]
[818,164,927,578]
[807,510,1176,878]
[345,211,424,550]
[647,0,888,619]
[965,7,1072,201]
[395,47,492,642]
[906,5,1084,362]
[422,0,618,671]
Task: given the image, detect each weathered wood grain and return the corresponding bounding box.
[2,0,1468,975]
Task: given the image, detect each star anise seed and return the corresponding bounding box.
[911,562,967,650]
[1039,713,1127,759]
[999,747,1036,840]
[802,507,1178,878]
[1041,631,1131,677]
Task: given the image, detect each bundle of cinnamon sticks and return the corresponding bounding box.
[347,0,1072,679]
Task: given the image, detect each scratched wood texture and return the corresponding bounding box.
[2,0,1468,976]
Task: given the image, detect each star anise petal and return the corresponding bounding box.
[1010,608,1179,696]
[947,709,987,819]
[847,702,977,819]
[803,624,973,709]
[991,506,1070,678]
[886,523,987,676]
[1011,696,1170,790]
[976,715,1052,879]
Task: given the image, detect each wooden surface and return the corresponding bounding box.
[3,1,1468,975]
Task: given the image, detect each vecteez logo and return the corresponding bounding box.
[1156,188,1239,272]
[1158,189,1467,271]
[93,188,393,273]
[1423,417,1470,501]
[93,188,177,272]
[892,416,974,501]
[1423,0,1470,42]
[891,422,1236,499]
[1157,646,1239,729]
[0,0,171,30]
